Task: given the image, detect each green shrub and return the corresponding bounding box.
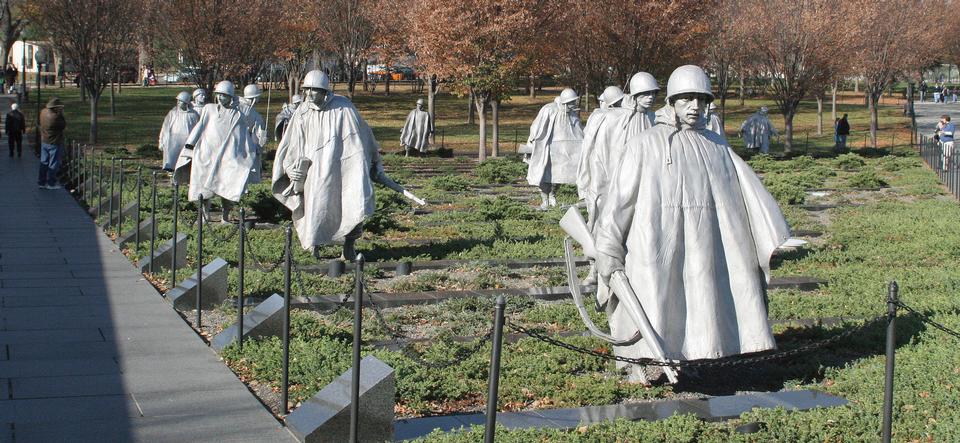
[847,168,887,188]
[834,153,865,171]
[747,153,777,173]
[243,183,291,224]
[135,143,162,159]
[475,157,527,184]
[764,177,807,205]
[365,185,410,234]
[429,174,471,192]
[472,196,537,221]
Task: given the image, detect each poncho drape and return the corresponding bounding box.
[174,102,258,202]
[594,106,790,361]
[526,100,584,186]
[400,108,432,152]
[158,106,199,170]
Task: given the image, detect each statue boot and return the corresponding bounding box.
[548,191,558,207]
[220,199,234,224]
[539,192,550,210]
[341,238,357,262]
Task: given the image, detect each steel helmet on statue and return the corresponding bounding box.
[302,70,331,91]
[176,91,192,103]
[599,86,625,105]
[628,72,660,95]
[192,88,205,99]
[558,88,579,104]
[291,94,303,105]
[243,84,262,99]
[214,80,236,97]
[665,65,713,101]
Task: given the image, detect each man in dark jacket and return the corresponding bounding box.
[5,103,25,157]
[835,113,851,152]
[38,97,67,189]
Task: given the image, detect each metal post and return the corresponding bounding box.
[441,127,445,148]
[238,208,246,350]
[881,281,899,443]
[150,171,158,273]
[135,166,142,246]
[349,253,365,443]
[171,183,180,285]
[484,295,507,443]
[196,197,205,330]
[281,226,292,415]
[98,155,104,214]
[108,157,116,231]
[117,159,124,230]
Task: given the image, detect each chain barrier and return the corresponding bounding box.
[293,259,347,315]
[203,219,240,244]
[507,312,891,369]
[243,227,286,272]
[363,281,493,369]
[895,301,960,340]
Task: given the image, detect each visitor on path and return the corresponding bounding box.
[525,87,584,209]
[174,81,259,223]
[5,103,25,158]
[920,81,928,103]
[38,97,66,189]
[594,65,789,384]
[939,114,955,169]
[272,70,424,261]
[835,113,850,152]
[157,91,199,171]
[399,98,433,156]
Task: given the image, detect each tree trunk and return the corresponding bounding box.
[427,75,436,145]
[475,94,487,162]
[80,75,87,103]
[467,90,475,125]
[831,81,838,123]
[362,61,368,92]
[783,113,794,154]
[816,94,823,136]
[738,70,745,106]
[347,61,356,98]
[868,92,878,147]
[89,90,100,143]
[384,68,390,96]
[492,99,500,157]
[529,74,536,98]
[583,82,590,113]
[854,77,859,93]
[110,77,116,116]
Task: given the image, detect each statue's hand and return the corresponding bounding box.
[286,167,305,182]
[596,253,624,284]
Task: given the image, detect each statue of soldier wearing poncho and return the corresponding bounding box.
[593,65,790,383]
[272,70,425,260]
[400,98,433,156]
[174,80,259,223]
[192,88,207,112]
[706,102,724,138]
[239,84,268,184]
[158,91,199,171]
[575,85,626,284]
[603,72,660,164]
[525,88,584,209]
[740,106,777,153]
[274,94,302,142]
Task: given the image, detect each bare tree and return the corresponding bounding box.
[0,1,25,69]
[741,0,843,152]
[701,0,747,127]
[317,0,374,98]
[26,0,139,143]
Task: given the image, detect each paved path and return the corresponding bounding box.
[913,100,960,135]
[0,99,291,441]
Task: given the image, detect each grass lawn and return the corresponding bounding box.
[62,85,960,441]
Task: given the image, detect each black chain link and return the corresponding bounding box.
[896,301,960,340]
[364,282,492,369]
[243,228,286,272]
[507,313,890,369]
[203,220,240,243]
[293,259,346,315]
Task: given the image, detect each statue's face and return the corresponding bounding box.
[246,97,257,106]
[416,102,423,110]
[672,93,709,127]
[303,87,327,106]
[216,93,232,107]
[635,91,656,110]
[177,101,189,111]
[564,100,577,113]
[195,93,206,105]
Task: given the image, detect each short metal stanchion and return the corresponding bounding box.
[441,127,445,148]
[196,196,204,329]
[98,155,104,213]
[484,295,507,443]
[171,182,180,286]
[150,171,158,273]
[349,253,365,443]
[281,226,292,415]
[238,208,246,350]
[134,166,142,246]
[881,281,899,443]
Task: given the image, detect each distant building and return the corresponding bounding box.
[9,41,62,84]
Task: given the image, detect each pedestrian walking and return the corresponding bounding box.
[939,114,955,169]
[5,103,25,157]
[920,81,928,103]
[38,97,67,189]
[835,113,850,152]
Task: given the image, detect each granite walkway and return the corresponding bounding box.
[0,100,291,441]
